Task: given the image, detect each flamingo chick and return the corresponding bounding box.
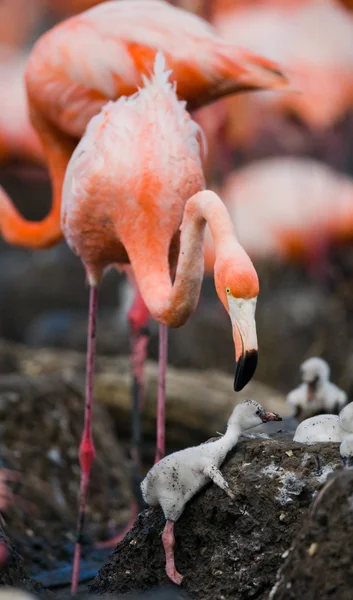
[340,436,353,468]
[287,357,347,421]
[141,399,281,585]
[62,52,260,592]
[294,400,353,443]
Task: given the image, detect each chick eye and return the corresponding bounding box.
[256,410,260,415]
[226,287,231,294]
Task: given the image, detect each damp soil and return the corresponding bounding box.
[270,469,353,600]
[0,373,131,589]
[90,434,342,600]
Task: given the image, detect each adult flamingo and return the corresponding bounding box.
[210,0,353,155]
[0,0,288,580]
[62,52,259,592]
[0,0,290,248]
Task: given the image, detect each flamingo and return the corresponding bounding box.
[62,52,260,593]
[203,158,353,273]
[0,0,290,249]
[141,400,281,584]
[210,0,353,155]
[0,0,288,554]
[287,357,347,421]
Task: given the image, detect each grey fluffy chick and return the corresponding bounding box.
[141,399,281,585]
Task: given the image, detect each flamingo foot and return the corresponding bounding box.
[166,564,183,586]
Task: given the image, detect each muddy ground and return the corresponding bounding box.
[0,371,131,589]
[270,469,353,600]
[90,435,342,600]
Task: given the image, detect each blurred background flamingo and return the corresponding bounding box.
[204,158,353,275]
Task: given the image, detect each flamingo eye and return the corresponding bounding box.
[226,287,231,294]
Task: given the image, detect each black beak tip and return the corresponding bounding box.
[234,349,258,392]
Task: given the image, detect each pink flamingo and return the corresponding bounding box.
[0,0,289,587]
[209,0,353,156]
[62,52,259,592]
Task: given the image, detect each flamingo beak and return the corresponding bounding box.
[228,296,258,391]
[261,410,282,423]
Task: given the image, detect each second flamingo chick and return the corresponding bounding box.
[287,357,347,421]
[294,400,353,444]
[141,399,281,585]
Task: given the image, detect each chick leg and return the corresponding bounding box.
[162,520,183,585]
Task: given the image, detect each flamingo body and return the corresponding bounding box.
[63,53,260,592]
[0,0,289,249]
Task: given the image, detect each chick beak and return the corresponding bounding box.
[261,411,282,423]
[307,376,319,402]
[342,456,353,469]
[228,297,258,392]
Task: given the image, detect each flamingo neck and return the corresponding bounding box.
[209,424,242,466]
[130,190,244,326]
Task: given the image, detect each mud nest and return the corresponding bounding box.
[90,435,341,600]
[270,469,353,600]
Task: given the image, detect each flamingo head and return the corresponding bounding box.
[215,252,259,392]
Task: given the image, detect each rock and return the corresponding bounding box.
[0,371,131,579]
[270,469,353,600]
[90,435,341,600]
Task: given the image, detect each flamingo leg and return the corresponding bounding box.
[129,321,150,507]
[155,323,168,464]
[162,520,183,585]
[71,285,98,595]
[96,284,149,549]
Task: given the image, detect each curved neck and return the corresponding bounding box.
[208,425,242,466]
[130,190,248,326]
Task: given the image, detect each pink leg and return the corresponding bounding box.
[162,520,183,585]
[96,284,149,549]
[128,286,150,503]
[71,285,98,595]
[155,323,168,464]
